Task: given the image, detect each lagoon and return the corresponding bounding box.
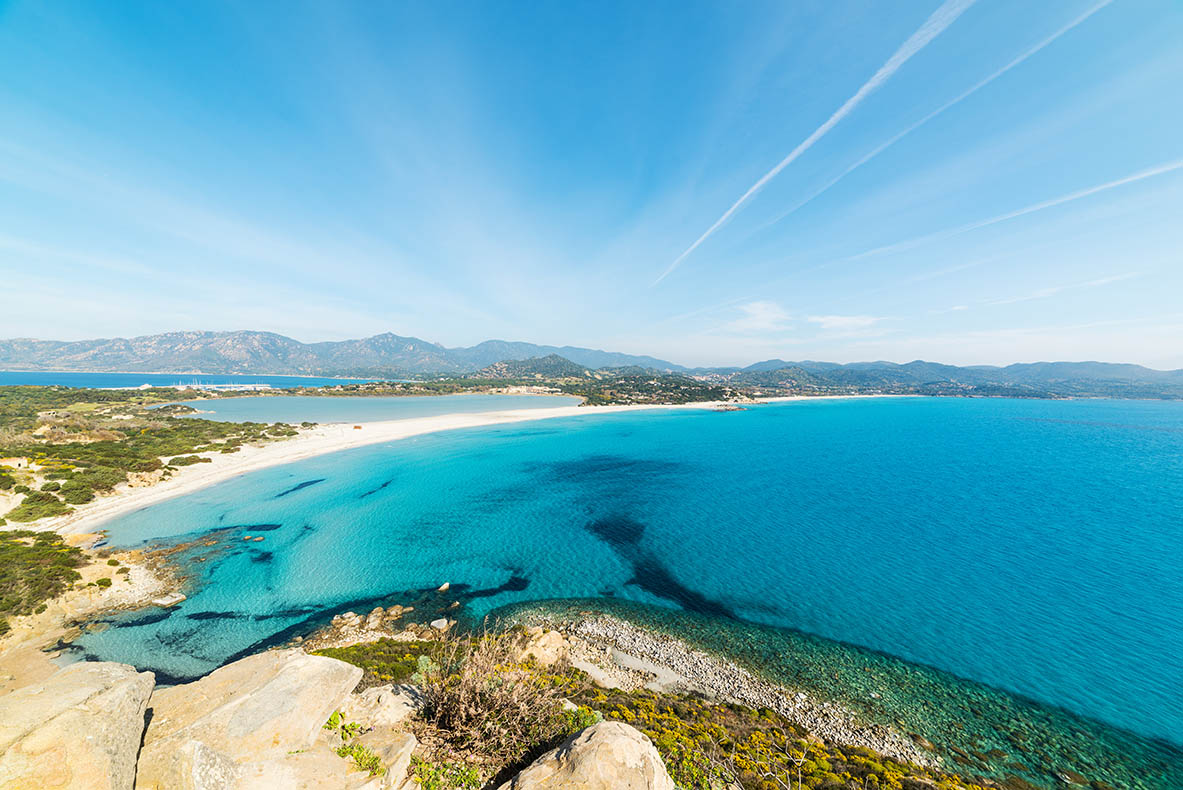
[175,393,583,423]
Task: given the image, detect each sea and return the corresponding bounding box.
[60,396,1183,789]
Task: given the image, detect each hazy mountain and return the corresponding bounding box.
[0,331,681,377]
[2,331,1180,397]
[471,354,590,379]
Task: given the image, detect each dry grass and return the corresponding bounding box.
[411,631,589,774]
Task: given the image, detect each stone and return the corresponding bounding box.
[429,618,448,631]
[517,629,567,667]
[0,661,155,790]
[135,649,362,789]
[364,607,385,630]
[436,582,450,592]
[341,685,421,729]
[496,722,675,790]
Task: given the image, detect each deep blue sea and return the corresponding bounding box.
[0,371,375,389]
[174,393,582,423]
[72,397,1183,788]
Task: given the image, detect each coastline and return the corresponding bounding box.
[30,395,898,537]
[0,542,174,697]
[28,399,727,536]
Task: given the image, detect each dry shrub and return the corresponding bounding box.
[413,631,582,767]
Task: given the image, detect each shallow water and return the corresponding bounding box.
[173,392,582,423]
[74,397,1183,788]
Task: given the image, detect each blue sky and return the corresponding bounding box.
[1,0,1180,368]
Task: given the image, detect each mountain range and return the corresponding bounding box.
[1,331,1181,397]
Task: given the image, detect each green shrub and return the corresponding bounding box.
[0,471,15,490]
[409,756,481,790]
[95,577,112,588]
[0,530,85,621]
[336,742,385,776]
[13,485,30,495]
[107,558,120,566]
[5,492,71,522]
[59,482,95,504]
[168,455,212,467]
[40,481,61,492]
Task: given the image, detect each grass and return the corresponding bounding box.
[313,639,442,688]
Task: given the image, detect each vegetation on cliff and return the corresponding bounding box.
[0,530,86,635]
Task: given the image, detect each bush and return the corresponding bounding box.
[59,482,95,505]
[168,455,212,467]
[0,471,15,490]
[0,530,85,621]
[95,577,112,588]
[13,485,30,495]
[40,481,61,492]
[107,558,121,566]
[409,756,481,790]
[4,491,71,522]
[414,633,578,766]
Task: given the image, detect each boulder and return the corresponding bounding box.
[517,628,567,667]
[341,685,421,729]
[497,721,675,790]
[135,649,362,789]
[0,661,154,790]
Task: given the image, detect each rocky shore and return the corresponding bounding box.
[522,613,937,768]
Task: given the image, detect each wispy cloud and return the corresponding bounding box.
[757,0,1115,232]
[724,300,793,333]
[988,272,1138,305]
[848,158,1183,261]
[808,315,881,331]
[653,0,978,285]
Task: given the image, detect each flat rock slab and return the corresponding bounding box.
[0,661,155,790]
[136,649,361,789]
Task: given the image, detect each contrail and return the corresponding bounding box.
[848,158,1183,261]
[653,0,978,285]
[758,0,1115,232]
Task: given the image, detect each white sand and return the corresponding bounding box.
[34,395,898,536]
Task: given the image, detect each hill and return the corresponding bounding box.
[470,354,590,380]
[0,331,682,378]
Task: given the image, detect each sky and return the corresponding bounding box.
[1,0,1181,368]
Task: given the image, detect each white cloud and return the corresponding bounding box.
[725,301,793,333]
[808,315,881,331]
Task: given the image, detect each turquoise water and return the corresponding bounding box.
[174,393,582,423]
[74,397,1183,787]
[0,371,375,388]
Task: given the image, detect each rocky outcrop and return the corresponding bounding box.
[341,684,421,729]
[497,721,675,790]
[135,649,362,789]
[0,661,154,790]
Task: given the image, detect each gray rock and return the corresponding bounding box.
[497,721,675,790]
[136,649,361,789]
[341,685,421,729]
[0,661,154,790]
